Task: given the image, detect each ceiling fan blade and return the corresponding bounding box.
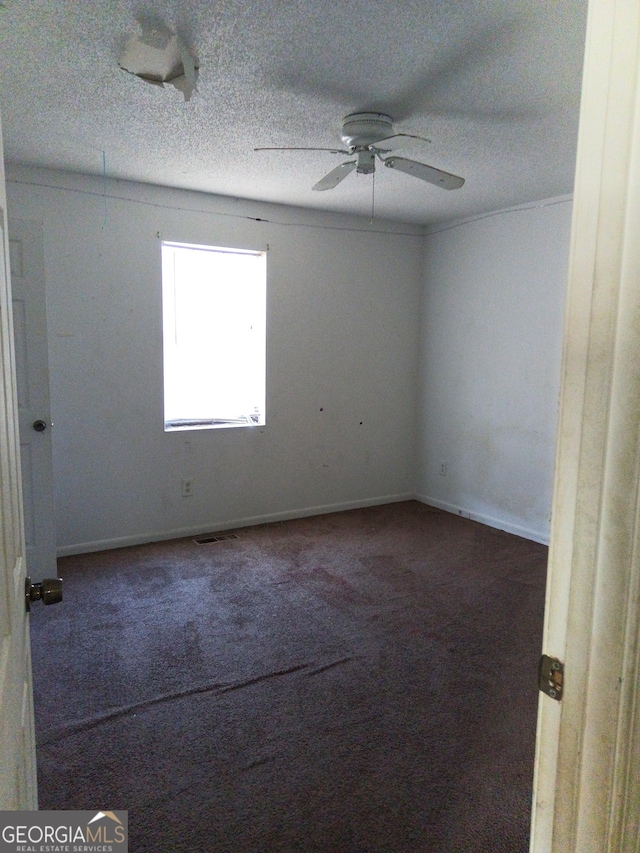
[384,156,465,190]
[373,132,432,146]
[312,160,357,191]
[254,146,349,154]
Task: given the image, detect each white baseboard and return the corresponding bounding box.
[56,492,415,557]
[57,492,549,556]
[415,494,550,545]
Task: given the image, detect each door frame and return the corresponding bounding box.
[530,1,640,850]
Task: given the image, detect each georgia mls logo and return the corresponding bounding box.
[0,809,128,853]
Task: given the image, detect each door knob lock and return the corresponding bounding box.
[32,419,47,432]
[25,576,63,612]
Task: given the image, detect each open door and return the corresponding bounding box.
[0,116,38,808]
[530,1,640,850]
[10,218,57,578]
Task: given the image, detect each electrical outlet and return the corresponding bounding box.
[439,461,447,477]
[182,478,193,497]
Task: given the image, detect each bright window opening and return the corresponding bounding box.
[161,241,266,431]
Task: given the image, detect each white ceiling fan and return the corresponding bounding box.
[255,112,465,192]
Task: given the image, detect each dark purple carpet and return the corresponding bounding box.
[30,501,546,852]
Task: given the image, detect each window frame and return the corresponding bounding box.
[161,240,267,432]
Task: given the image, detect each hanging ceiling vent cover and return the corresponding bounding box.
[118,26,198,101]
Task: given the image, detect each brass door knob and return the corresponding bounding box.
[25,576,63,612]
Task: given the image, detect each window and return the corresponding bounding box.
[161,241,266,431]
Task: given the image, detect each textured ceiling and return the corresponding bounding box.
[0,0,588,226]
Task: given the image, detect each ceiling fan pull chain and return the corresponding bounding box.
[370,169,376,223]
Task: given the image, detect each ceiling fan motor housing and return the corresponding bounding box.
[341,112,393,150]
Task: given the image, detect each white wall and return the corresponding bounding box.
[416,199,572,543]
[7,167,422,554]
[7,167,571,553]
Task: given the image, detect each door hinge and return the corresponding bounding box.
[539,654,564,701]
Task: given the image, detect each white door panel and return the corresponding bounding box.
[10,219,56,577]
